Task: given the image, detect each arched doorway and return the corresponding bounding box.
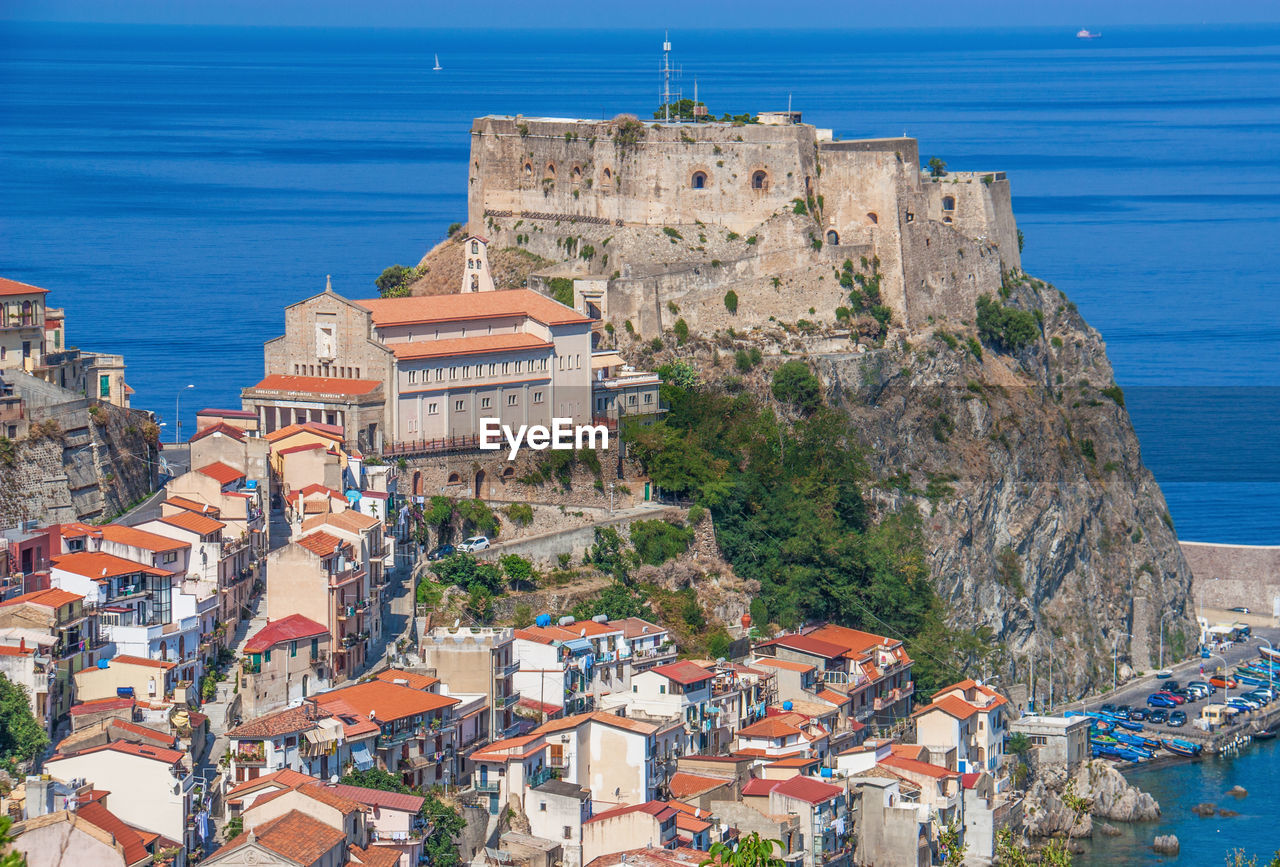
[826,229,840,245]
[751,170,768,190]
[302,674,310,698]
[691,171,707,189]
[474,470,486,499]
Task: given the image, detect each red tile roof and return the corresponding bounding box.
[349,844,403,867]
[75,801,149,865]
[816,689,848,705]
[227,702,330,739]
[354,288,592,329]
[249,782,366,816]
[277,443,327,456]
[244,614,329,653]
[0,587,83,609]
[765,757,818,769]
[251,375,382,397]
[749,657,816,674]
[650,660,714,686]
[214,809,346,865]
[757,633,849,660]
[0,645,34,657]
[107,718,174,747]
[469,734,546,763]
[674,811,712,834]
[196,461,246,486]
[913,694,980,721]
[52,551,169,581]
[297,531,345,557]
[189,422,246,443]
[741,778,782,797]
[374,669,440,692]
[0,277,48,297]
[53,740,184,766]
[879,755,959,780]
[772,775,844,805]
[227,768,319,799]
[98,524,188,553]
[69,697,135,716]
[325,783,425,814]
[266,422,347,443]
[737,717,803,739]
[316,679,459,724]
[197,408,258,420]
[164,495,219,516]
[108,654,177,670]
[389,332,554,360]
[583,800,676,826]
[667,772,729,799]
[157,510,226,536]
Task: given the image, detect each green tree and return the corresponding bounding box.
[724,290,739,314]
[501,554,537,591]
[702,832,785,867]
[654,98,707,121]
[456,498,499,537]
[571,581,653,621]
[657,360,698,391]
[928,157,948,178]
[422,793,465,867]
[585,527,634,581]
[629,519,695,566]
[340,767,410,793]
[771,361,822,413]
[975,294,1040,353]
[938,820,967,865]
[432,554,504,596]
[0,674,48,763]
[222,815,244,841]
[376,264,417,298]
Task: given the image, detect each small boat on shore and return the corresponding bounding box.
[1161,737,1203,757]
[1252,729,1276,741]
[1155,669,1173,679]
[1259,645,1280,663]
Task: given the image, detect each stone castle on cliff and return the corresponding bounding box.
[466,113,1021,337]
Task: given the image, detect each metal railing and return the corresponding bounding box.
[382,435,483,458]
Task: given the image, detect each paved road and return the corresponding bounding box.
[1058,629,1280,741]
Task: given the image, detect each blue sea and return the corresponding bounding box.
[1,23,1278,545]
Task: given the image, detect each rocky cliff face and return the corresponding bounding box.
[818,275,1196,698]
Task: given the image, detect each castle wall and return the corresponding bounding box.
[920,173,1021,273]
[468,117,818,235]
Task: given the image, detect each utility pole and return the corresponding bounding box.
[662,33,672,123]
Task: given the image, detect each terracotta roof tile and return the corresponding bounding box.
[913,694,980,721]
[374,669,440,692]
[74,801,149,865]
[316,679,458,724]
[390,332,554,360]
[266,422,346,443]
[651,661,714,686]
[737,717,803,739]
[771,775,844,805]
[583,800,676,826]
[349,844,403,867]
[879,755,959,780]
[164,496,219,516]
[297,531,345,557]
[251,375,381,397]
[244,614,329,653]
[0,588,83,609]
[97,524,188,553]
[748,657,816,674]
[189,422,246,443]
[228,702,329,739]
[216,809,346,865]
[196,461,246,486]
[741,778,782,797]
[302,510,379,534]
[325,783,424,814]
[667,772,728,799]
[108,654,177,670]
[196,407,257,420]
[227,768,319,799]
[156,510,226,536]
[52,550,171,578]
[354,288,592,328]
[51,740,184,766]
[0,277,48,297]
[0,645,34,657]
[69,697,135,716]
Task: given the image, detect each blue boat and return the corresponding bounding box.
[1099,713,1145,732]
[1160,737,1202,757]
[1116,731,1162,751]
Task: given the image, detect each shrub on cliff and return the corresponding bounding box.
[976,294,1040,352]
[376,264,419,298]
[547,277,574,307]
[630,519,695,566]
[724,290,738,314]
[772,361,822,413]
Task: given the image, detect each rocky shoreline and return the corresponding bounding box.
[1023,760,1161,840]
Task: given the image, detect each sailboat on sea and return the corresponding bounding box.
[433,54,443,71]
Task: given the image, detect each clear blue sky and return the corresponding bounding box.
[3,0,1279,28]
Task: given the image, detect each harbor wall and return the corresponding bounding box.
[1182,541,1280,620]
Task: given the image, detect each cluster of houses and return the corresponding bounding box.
[0,266,1098,867]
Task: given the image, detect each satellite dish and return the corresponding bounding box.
[330,774,339,784]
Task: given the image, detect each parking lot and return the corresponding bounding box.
[1064,629,1280,741]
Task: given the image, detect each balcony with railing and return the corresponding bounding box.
[527,767,554,789]
[233,743,267,767]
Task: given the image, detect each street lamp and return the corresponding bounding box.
[1113,632,1133,694]
[1207,654,1232,704]
[175,384,194,444]
[1159,612,1174,671]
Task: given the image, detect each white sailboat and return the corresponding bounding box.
[433,54,443,71]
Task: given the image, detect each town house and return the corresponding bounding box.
[227,699,380,786]
[417,625,521,742]
[239,613,332,718]
[513,619,629,717]
[0,587,99,732]
[531,710,684,807]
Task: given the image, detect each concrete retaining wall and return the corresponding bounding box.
[1183,541,1280,620]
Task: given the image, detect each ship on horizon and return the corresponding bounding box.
[1077,29,1102,39]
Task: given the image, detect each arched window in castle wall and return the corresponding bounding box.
[572,166,582,180]
[447,472,461,485]
[867,212,879,225]
[524,162,532,176]
[546,163,556,177]
[602,167,612,184]
[691,171,707,189]
[752,170,768,190]
[942,196,956,211]
[826,229,839,245]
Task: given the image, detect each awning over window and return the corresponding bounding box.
[350,742,375,771]
[564,638,592,655]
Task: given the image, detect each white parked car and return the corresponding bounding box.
[458,536,491,553]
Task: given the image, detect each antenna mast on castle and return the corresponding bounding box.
[662,32,672,123]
